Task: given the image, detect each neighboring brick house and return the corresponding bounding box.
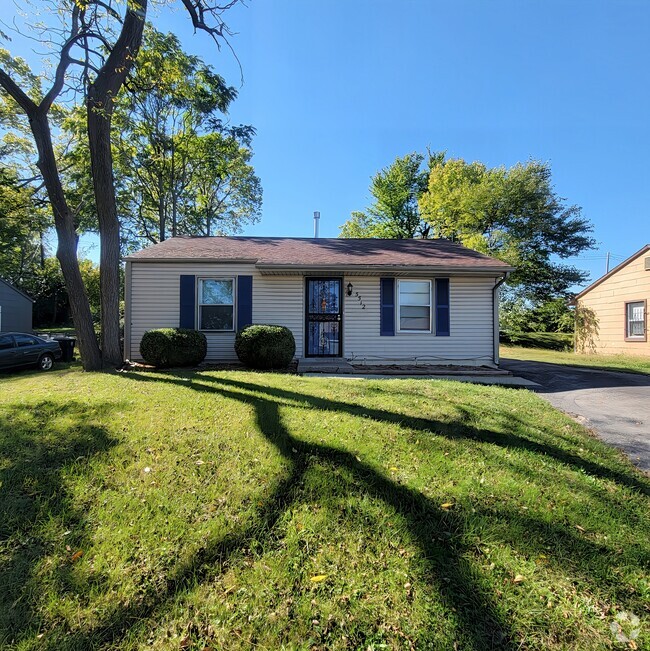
[574,244,650,356]
[124,236,513,367]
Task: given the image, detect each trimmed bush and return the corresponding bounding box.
[140,328,207,368]
[235,324,296,370]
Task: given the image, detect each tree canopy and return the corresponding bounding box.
[419,156,595,300]
[339,152,433,239]
[340,152,595,301]
[0,1,246,369]
[63,27,262,250]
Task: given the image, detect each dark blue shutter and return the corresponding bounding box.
[380,278,395,336]
[237,275,253,330]
[435,278,450,336]
[179,275,196,329]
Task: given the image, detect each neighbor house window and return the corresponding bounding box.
[625,301,646,340]
[199,278,234,330]
[397,280,431,332]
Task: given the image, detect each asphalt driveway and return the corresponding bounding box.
[500,358,650,472]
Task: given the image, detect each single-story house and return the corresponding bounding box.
[124,237,514,367]
[0,278,33,333]
[574,244,649,356]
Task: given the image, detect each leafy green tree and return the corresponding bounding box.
[181,131,262,238]
[0,159,53,286]
[419,156,595,300]
[19,257,101,328]
[62,28,261,248]
[500,294,575,334]
[0,1,243,369]
[111,28,261,244]
[339,153,436,238]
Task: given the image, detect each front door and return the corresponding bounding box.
[306,278,342,357]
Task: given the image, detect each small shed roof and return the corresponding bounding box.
[126,236,513,274]
[574,244,650,300]
[0,278,34,303]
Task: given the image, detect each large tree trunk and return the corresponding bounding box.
[86,0,147,367]
[31,111,103,370]
[86,104,123,366]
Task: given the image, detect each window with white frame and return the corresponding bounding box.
[626,301,646,339]
[199,278,234,330]
[398,280,431,332]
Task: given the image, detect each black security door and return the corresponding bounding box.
[306,278,342,357]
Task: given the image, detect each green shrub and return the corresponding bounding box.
[140,328,207,367]
[235,324,296,369]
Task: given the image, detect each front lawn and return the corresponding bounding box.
[1,368,648,650]
[502,344,650,375]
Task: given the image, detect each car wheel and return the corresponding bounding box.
[38,353,54,371]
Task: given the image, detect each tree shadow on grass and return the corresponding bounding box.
[43,371,519,651]
[27,370,650,649]
[0,400,119,647]
[195,375,650,496]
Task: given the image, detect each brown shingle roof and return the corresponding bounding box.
[126,236,513,271]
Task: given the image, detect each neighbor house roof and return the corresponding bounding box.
[126,236,513,274]
[0,278,34,302]
[574,244,650,300]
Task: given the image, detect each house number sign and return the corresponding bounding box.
[354,291,366,309]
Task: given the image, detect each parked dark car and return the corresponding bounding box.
[0,332,62,372]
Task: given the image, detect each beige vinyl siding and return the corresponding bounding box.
[128,262,303,361]
[343,276,496,365]
[253,275,304,355]
[576,253,650,356]
[128,262,498,364]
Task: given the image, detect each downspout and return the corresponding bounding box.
[124,260,132,362]
[492,272,510,366]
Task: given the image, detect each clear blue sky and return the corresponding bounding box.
[24,1,650,286]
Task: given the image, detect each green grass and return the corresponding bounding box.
[34,327,77,335]
[499,331,574,351]
[1,367,648,650]
[502,345,650,375]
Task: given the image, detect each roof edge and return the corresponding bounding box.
[575,244,650,300]
[255,263,514,274]
[0,278,34,302]
[125,256,259,263]
[125,258,514,274]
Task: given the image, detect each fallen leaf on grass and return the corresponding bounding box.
[310,575,327,583]
[513,574,525,584]
[389,467,399,472]
[71,550,83,562]
[575,525,586,533]
[440,502,454,510]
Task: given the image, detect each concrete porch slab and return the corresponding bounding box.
[301,373,541,388]
[297,358,357,374]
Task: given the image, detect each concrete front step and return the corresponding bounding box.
[297,358,356,374]
[297,358,512,377]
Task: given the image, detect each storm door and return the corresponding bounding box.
[305,278,342,357]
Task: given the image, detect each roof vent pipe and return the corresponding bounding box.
[313,211,320,238]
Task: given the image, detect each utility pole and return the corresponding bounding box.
[606,252,610,274]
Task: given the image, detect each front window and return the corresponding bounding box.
[626,301,646,340]
[199,278,234,330]
[398,280,431,332]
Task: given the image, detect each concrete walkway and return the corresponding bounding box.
[500,358,650,472]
